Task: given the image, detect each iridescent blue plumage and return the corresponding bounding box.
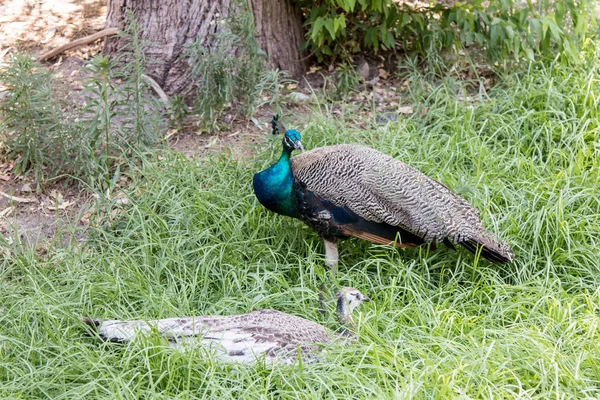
[252,126,303,217]
[252,148,295,216]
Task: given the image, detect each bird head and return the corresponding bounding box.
[283,129,304,152]
[271,115,303,152]
[335,287,370,326]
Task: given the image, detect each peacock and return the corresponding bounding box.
[84,287,370,365]
[252,116,514,273]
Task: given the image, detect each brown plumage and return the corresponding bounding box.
[84,287,370,365]
[290,144,514,266]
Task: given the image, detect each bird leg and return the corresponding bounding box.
[323,238,339,275]
[317,282,327,317]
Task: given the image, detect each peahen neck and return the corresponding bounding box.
[336,296,353,328]
[253,147,296,217]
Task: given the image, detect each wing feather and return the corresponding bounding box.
[88,310,334,363]
[291,145,476,241]
[290,144,512,264]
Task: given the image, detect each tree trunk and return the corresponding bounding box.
[104,0,306,96]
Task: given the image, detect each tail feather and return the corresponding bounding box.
[271,115,287,135]
[83,317,117,342]
[83,317,100,328]
[83,318,136,343]
[458,233,514,264]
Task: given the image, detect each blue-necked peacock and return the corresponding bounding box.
[253,116,514,272]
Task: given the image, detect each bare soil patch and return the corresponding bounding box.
[0,0,106,62]
[0,161,90,248]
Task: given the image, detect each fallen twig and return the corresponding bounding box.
[48,200,75,211]
[0,191,37,203]
[37,28,120,62]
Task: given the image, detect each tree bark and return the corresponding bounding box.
[104,0,306,96]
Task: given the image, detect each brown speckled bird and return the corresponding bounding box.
[253,116,514,273]
[84,287,370,365]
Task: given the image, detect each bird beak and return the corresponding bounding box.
[295,141,304,151]
[362,297,371,302]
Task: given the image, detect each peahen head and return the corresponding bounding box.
[335,287,370,326]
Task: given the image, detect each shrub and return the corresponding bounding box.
[298,0,597,63]
[0,55,85,181]
[0,17,162,185]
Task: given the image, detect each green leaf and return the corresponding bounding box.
[541,31,550,51]
[335,0,348,12]
[307,7,323,24]
[518,9,529,26]
[574,9,588,37]
[364,27,379,50]
[385,5,398,26]
[334,15,346,32]
[371,0,383,12]
[563,40,580,63]
[541,18,549,37]
[338,0,356,12]
[447,11,456,25]
[399,12,410,28]
[383,31,395,48]
[548,20,563,41]
[513,37,520,60]
[530,18,542,38]
[477,11,490,25]
[412,13,425,31]
[474,32,485,46]
[324,18,336,39]
[490,25,501,46]
[311,17,325,41]
[321,44,333,56]
[465,31,474,46]
[555,2,566,26]
[444,30,454,48]
[379,20,388,41]
[504,25,514,40]
[525,47,534,61]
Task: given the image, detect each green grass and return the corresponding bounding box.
[1,51,600,398]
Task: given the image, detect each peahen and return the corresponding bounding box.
[253,116,514,273]
[84,287,370,365]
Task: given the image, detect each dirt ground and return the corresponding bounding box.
[0,0,106,61]
[0,0,296,248]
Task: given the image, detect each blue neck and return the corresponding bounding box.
[253,147,296,216]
